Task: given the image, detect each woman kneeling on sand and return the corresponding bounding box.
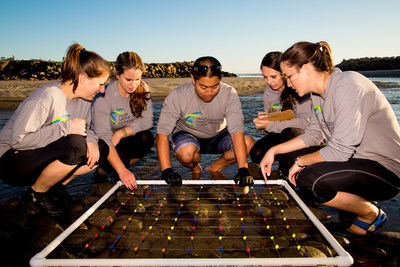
[260,41,400,237]
[0,43,110,217]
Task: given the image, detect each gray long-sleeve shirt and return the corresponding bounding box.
[300,69,400,177]
[262,86,312,133]
[157,82,244,138]
[91,80,153,146]
[0,81,96,157]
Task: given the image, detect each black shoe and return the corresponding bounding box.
[23,187,63,217]
[50,183,75,209]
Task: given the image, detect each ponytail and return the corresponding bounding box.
[281,41,335,74]
[61,43,110,93]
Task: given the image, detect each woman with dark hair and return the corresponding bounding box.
[250,52,313,169]
[156,56,255,186]
[0,43,110,217]
[92,51,154,190]
[260,41,400,236]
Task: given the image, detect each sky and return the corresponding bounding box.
[1,0,399,74]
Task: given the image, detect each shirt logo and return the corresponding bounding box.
[51,114,71,124]
[314,106,322,118]
[111,108,126,126]
[184,112,202,128]
[271,102,282,109]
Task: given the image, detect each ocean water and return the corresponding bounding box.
[0,77,399,231]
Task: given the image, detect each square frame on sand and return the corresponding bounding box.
[30,180,353,267]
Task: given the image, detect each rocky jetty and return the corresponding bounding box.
[0,59,236,81]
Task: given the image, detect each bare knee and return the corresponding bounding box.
[176,145,198,164]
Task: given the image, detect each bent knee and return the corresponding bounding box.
[60,135,87,165]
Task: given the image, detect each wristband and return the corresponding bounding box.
[121,127,128,138]
[295,155,306,168]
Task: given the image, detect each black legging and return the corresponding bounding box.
[279,148,400,204]
[100,130,154,174]
[0,135,109,186]
[250,128,305,164]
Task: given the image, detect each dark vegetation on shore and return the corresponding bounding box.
[336,56,400,71]
[0,57,236,81]
[1,56,400,81]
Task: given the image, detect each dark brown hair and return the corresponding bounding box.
[261,51,295,111]
[115,51,150,118]
[281,41,335,74]
[61,43,110,93]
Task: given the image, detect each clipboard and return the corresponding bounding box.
[258,109,296,121]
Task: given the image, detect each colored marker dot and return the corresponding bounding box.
[270,236,274,240]
[123,226,126,230]
[241,218,244,221]
[155,218,159,221]
[219,236,222,240]
[191,236,194,240]
[243,236,247,240]
[266,225,270,229]
[275,244,279,249]
[196,211,198,214]
[134,247,138,251]
[149,226,152,230]
[171,226,174,230]
[142,236,145,240]
[219,210,222,214]
[292,233,296,238]
[85,244,89,248]
[110,245,114,249]
[189,248,193,252]
[175,218,178,221]
[219,226,222,230]
[178,211,181,215]
[286,225,290,229]
[220,247,224,251]
[264,218,267,221]
[246,248,250,253]
[162,248,165,253]
[168,236,171,240]
[192,226,196,230]
[297,245,301,250]
[194,218,197,222]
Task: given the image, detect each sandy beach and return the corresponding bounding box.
[0,77,266,109]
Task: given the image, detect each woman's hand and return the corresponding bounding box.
[288,164,304,187]
[111,129,125,146]
[86,141,99,168]
[71,118,87,136]
[253,111,269,129]
[118,168,137,190]
[260,148,276,182]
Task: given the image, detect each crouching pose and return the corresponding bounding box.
[0,43,110,217]
[156,56,255,186]
[260,41,400,237]
[92,51,154,190]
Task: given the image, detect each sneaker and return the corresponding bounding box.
[23,187,63,217]
[50,183,75,209]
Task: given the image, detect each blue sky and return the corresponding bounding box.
[1,0,399,74]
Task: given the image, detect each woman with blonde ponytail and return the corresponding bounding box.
[92,51,154,190]
[0,43,110,217]
[260,41,400,237]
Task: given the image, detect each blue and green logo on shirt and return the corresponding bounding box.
[184,112,202,128]
[51,114,71,124]
[111,108,126,126]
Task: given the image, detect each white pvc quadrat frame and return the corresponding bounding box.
[30,180,354,267]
